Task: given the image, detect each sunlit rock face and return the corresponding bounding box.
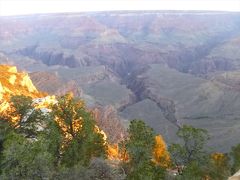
[0,65,44,113]
[20,73,38,93]
[8,74,16,85]
[6,66,17,73]
[0,65,41,99]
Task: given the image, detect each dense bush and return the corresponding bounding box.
[0,95,239,179]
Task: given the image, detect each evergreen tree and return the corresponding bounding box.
[169,125,209,178]
[7,95,49,138]
[230,144,240,174]
[121,120,165,180]
[1,132,54,180]
[51,93,107,167]
[207,153,231,180]
[10,95,33,121]
[0,119,12,175]
[42,117,63,168]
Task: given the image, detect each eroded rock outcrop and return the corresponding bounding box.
[92,105,127,144]
[30,71,82,97]
[0,65,42,100]
[0,65,44,113]
[228,170,240,180]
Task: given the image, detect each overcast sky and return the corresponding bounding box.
[0,0,240,16]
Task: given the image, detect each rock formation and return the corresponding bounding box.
[0,65,42,102]
[229,170,240,180]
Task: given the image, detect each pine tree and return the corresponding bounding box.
[121,120,165,180]
[51,93,107,167]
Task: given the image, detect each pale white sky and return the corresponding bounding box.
[0,0,240,16]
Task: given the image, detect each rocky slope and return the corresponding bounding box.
[124,64,240,151]
[30,71,82,97]
[0,64,44,113]
[0,65,42,100]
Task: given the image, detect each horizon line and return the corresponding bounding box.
[1,9,240,18]
[1,0,240,16]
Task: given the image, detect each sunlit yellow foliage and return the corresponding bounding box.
[211,152,228,167]
[153,135,171,168]
[108,135,171,165]
[108,135,171,164]
[53,93,108,151]
[108,144,120,160]
[107,144,129,161]
[0,103,20,127]
[53,93,84,139]
[203,175,211,180]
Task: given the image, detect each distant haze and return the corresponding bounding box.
[0,0,240,16]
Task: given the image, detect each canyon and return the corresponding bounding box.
[0,11,240,151]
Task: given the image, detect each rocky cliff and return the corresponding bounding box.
[0,65,42,101]
[0,64,45,113]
